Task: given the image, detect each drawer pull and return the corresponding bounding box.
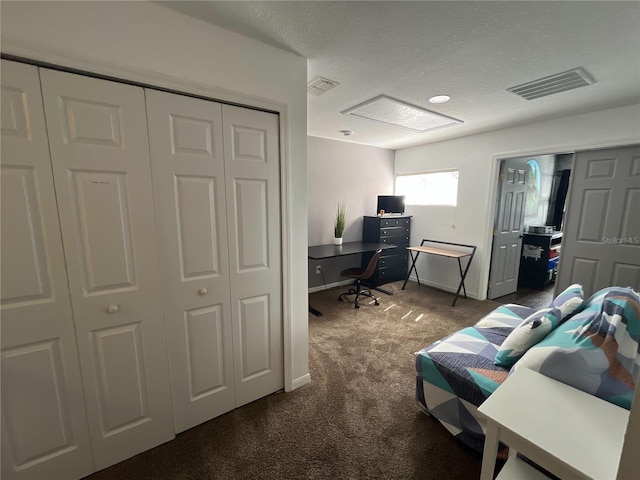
[107,305,120,314]
[199,288,208,295]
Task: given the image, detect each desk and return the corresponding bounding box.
[401,239,476,306]
[308,241,396,316]
[478,368,629,480]
[308,242,395,260]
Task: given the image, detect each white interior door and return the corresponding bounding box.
[146,89,235,433]
[223,105,283,407]
[557,145,640,296]
[0,60,95,480]
[488,157,528,299]
[39,69,174,469]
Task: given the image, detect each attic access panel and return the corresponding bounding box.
[341,95,462,132]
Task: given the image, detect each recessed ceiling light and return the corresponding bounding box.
[342,95,461,132]
[339,130,353,136]
[429,95,450,104]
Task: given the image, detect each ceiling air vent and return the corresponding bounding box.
[307,76,339,96]
[508,67,595,100]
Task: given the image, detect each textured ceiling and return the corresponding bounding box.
[159,1,640,149]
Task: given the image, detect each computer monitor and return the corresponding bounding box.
[377,195,405,215]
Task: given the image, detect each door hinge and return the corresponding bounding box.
[493,228,498,236]
[499,173,504,181]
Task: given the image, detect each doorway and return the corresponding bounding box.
[487,152,574,306]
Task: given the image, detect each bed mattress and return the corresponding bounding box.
[415,304,536,451]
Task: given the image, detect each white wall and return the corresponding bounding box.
[0,1,310,389]
[307,136,395,288]
[396,104,640,300]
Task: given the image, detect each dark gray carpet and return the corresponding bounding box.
[84,281,502,480]
[494,284,555,310]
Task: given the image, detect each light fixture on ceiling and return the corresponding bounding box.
[341,95,461,132]
[429,95,450,104]
[339,130,353,136]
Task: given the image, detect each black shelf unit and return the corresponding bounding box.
[519,232,563,290]
[361,215,411,287]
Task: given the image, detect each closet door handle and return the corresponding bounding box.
[198,288,208,295]
[107,305,120,313]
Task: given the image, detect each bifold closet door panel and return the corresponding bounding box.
[39,69,174,469]
[0,61,95,480]
[222,105,284,407]
[146,89,235,433]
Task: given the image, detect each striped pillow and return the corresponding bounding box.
[550,284,584,320]
[494,307,563,367]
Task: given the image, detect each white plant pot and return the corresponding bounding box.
[334,237,343,245]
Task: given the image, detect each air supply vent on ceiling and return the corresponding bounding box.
[307,76,339,96]
[508,67,595,100]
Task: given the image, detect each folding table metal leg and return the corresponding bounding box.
[402,251,421,290]
[452,256,473,306]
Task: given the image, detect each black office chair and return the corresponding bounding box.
[338,249,382,309]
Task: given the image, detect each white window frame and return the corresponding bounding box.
[395,169,459,206]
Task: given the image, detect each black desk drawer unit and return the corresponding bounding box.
[380,217,411,228]
[362,215,412,286]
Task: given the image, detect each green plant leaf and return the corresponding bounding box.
[334,202,347,238]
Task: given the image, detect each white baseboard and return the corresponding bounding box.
[308,279,353,294]
[288,373,311,391]
[309,277,480,299]
[405,276,480,300]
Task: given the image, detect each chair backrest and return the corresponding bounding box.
[357,249,383,280]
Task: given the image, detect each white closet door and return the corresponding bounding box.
[223,105,283,407]
[39,69,174,469]
[146,90,235,433]
[0,61,95,479]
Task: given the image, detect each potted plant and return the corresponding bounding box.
[334,202,347,245]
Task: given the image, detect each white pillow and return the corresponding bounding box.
[494,307,562,368]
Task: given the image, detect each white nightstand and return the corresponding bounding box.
[477,368,630,480]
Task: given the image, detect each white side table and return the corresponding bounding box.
[478,368,630,480]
